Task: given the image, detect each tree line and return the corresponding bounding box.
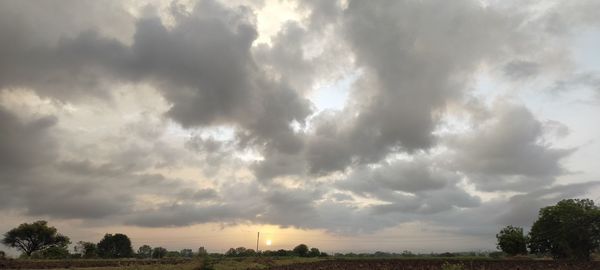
[3,198,598,261]
[0,222,205,260]
[0,221,326,259]
[496,198,600,261]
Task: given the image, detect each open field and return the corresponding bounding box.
[0,258,195,269]
[3,258,600,270]
[267,259,600,270]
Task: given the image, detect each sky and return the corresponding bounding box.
[1,0,600,255]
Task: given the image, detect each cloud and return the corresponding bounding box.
[337,158,481,215]
[446,103,574,191]
[0,106,57,173]
[0,0,312,156]
[294,0,526,176]
[0,0,599,248]
[503,60,540,80]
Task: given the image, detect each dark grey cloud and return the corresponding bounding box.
[446,103,574,191]
[125,203,247,228]
[550,72,600,98]
[503,60,540,80]
[295,0,526,176]
[338,159,450,194]
[337,159,481,215]
[0,0,312,156]
[424,181,600,237]
[0,107,57,173]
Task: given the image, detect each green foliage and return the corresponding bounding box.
[496,225,528,256]
[76,241,98,258]
[166,251,181,258]
[180,249,193,258]
[441,262,464,270]
[38,246,70,259]
[138,245,153,258]
[528,199,600,260]
[292,244,309,257]
[487,251,504,259]
[152,247,167,259]
[224,247,257,257]
[197,247,208,257]
[1,220,70,256]
[97,233,134,258]
[308,247,321,257]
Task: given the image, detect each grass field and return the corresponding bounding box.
[3,256,600,270]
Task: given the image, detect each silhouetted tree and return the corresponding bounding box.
[1,221,70,256]
[0,250,5,259]
[225,248,237,257]
[97,233,134,258]
[496,225,528,256]
[137,245,152,258]
[293,244,309,257]
[529,199,600,260]
[197,246,208,257]
[75,241,98,258]
[308,247,321,257]
[152,247,167,259]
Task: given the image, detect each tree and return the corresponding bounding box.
[496,225,528,256]
[275,249,288,256]
[97,233,134,258]
[180,249,193,258]
[308,247,321,257]
[0,250,6,259]
[1,220,70,256]
[225,247,237,257]
[152,247,167,259]
[75,241,98,258]
[137,245,152,258]
[293,244,308,257]
[529,199,600,260]
[197,246,208,257]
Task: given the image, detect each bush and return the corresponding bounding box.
[488,251,505,259]
[40,246,70,259]
[152,247,167,259]
[441,262,464,270]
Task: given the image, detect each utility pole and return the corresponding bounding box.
[256,232,260,252]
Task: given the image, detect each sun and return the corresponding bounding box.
[266,239,272,246]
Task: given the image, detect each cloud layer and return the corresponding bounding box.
[1,0,600,250]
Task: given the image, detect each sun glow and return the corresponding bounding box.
[266,239,272,246]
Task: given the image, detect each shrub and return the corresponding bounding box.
[441,262,464,270]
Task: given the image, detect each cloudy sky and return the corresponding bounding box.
[1,0,600,254]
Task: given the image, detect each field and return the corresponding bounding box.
[268,259,600,270]
[0,258,195,269]
[2,257,600,270]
